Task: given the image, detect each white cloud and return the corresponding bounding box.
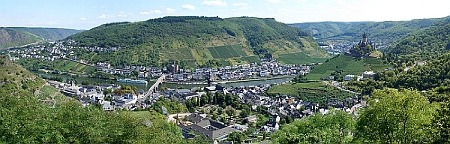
[140,11,151,15]
[165,8,176,14]
[153,10,163,14]
[202,0,227,6]
[233,3,248,7]
[181,4,196,10]
[140,10,163,15]
[98,14,108,19]
[80,17,87,21]
[268,0,282,4]
[117,12,128,18]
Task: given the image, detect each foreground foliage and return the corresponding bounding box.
[272,88,439,144]
[272,110,355,144]
[0,56,204,143]
[355,89,437,143]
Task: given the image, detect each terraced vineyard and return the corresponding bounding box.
[305,55,391,80]
[277,52,328,64]
[268,81,355,105]
[240,56,260,63]
[208,45,247,59]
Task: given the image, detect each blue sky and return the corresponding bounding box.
[2,0,450,30]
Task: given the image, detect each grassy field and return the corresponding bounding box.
[305,55,391,80]
[277,52,328,64]
[208,45,247,59]
[268,81,355,105]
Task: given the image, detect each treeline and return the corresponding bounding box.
[146,16,223,23]
[185,92,240,112]
[291,16,449,43]
[272,88,442,143]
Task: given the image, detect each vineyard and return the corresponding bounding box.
[208,45,247,59]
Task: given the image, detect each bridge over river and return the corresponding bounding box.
[145,74,166,97]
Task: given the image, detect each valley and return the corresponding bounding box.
[2,2,450,143]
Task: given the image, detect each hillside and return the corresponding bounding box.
[386,52,450,91]
[291,16,450,44]
[0,55,208,143]
[0,27,82,49]
[68,16,328,67]
[0,55,70,104]
[386,23,450,62]
[0,28,41,49]
[305,55,391,80]
[10,27,83,41]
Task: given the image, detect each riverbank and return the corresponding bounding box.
[33,70,295,90]
[163,75,295,85]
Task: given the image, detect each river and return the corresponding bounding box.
[35,71,293,90]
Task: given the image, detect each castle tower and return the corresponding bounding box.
[360,33,369,47]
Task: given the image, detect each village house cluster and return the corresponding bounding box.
[165,83,366,142]
[46,80,152,111]
[164,61,311,82]
[7,41,312,84]
[7,40,121,63]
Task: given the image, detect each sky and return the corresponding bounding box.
[1,0,450,30]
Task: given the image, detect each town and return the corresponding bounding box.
[7,40,311,83]
[3,39,373,143]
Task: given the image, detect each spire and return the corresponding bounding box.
[362,32,367,39]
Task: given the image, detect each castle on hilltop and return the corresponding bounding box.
[349,33,376,57]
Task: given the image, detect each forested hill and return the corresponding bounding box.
[10,27,83,41]
[290,16,450,44]
[68,16,328,67]
[386,23,450,62]
[0,27,82,49]
[70,16,311,49]
[390,52,450,91]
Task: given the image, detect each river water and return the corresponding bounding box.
[35,71,293,90]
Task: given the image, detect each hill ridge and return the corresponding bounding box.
[67,16,329,67]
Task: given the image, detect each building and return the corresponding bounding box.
[362,71,376,79]
[167,64,180,74]
[102,101,114,111]
[344,75,356,81]
[349,33,376,57]
[179,113,239,141]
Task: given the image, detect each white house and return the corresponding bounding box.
[362,71,376,79]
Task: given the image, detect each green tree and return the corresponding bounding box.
[227,132,245,143]
[272,110,355,144]
[355,88,437,143]
[225,108,236,118]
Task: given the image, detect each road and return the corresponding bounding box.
[329,81,360,94]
